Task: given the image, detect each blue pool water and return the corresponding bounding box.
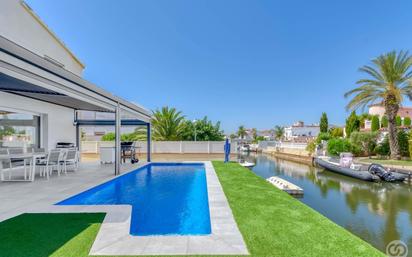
[57,163,211,236]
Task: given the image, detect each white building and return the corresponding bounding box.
[0,0,152,171]
[284,121,320,141]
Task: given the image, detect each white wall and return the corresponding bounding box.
[81,141,239,154]
[0,0,84,76]
[0,91,76,150]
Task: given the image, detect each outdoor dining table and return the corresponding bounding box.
[0,152,47,182]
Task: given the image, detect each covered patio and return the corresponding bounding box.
[0,35,152,179]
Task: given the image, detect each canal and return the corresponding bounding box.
[245,153,412,255]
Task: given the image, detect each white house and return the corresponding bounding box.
[0,0,152,173]
[284,121,320,141]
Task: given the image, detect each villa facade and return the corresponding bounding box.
[369,104,412,121]
[284,121,320,141]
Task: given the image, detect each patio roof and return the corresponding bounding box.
[0,35,151,122]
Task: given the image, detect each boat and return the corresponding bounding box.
[314,157,379,182]
[314,154,407,183]
[266,176,304,196]
[239,161,255,168]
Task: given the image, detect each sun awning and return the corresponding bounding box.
[0,35,151,122]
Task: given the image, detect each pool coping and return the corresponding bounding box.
[30,161,249,255]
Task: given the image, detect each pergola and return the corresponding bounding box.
[0,35,152,175]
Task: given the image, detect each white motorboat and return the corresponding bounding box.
[239,161,255,168]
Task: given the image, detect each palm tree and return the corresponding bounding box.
[151,107,185,141]
[274,125,284,141]
[345,51,412,159]
[237,125,246,140]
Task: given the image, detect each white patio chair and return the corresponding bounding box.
[37,150,62,179]
[60,149,78,173]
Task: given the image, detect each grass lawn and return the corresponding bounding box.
[0,161,384,257]
[357,157,412,167]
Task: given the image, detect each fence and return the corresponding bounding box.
[80,141,239,154]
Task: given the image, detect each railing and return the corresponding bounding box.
[80,141,239,154]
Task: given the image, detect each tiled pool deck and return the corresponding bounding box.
[0,161,248,255]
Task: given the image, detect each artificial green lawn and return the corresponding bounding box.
[0,162,384,257]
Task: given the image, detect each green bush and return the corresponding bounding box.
[329,127,344,138]
[398,130,409,157]
[101,132,115,141]
[316,132,331,144]
[350,131,377,157]
[371,115,380,132]
[396,116,402,126]
[404,117,411,126]
[327,138,352,156]
[381,116,388,128]
[374,136,390,157]
[409,140,412,159]
[306,139,316,154]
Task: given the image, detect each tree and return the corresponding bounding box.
[274,126,284,140]
[345,51,412,159]
[237,125,246,140]
[181,116,224,141]
[396,116,402,127]
[345,111,360,138]
[319,112,328,133]
[350,131,378,157]
[371,115,380,132]
[404,117,411,126]
[151,107,185,141]
[381,115,388,128]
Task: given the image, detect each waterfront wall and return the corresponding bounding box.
[80,141,239,154]
[261,141,312,165]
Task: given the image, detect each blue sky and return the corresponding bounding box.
[27,0,412,133]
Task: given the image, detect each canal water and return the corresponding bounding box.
[244,153,412,255]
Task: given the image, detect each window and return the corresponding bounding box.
[0,110,40,148]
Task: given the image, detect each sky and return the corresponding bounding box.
[26,0,412,133]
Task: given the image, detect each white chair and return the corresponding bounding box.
[60,149,78,173]
[37,150,62,179]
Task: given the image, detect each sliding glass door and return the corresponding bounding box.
[0,110,40,148]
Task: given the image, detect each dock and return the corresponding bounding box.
[266,176,304,196]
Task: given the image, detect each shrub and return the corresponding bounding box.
[350,131,378,157]
[327,138,352,156]
[409,140,412,159]
[381,116,388,128]
[306,139,316,154]
[404,117,411,126]
[398,130,409,157]
[374,136,390,157]
[329,127,344,138]
[371,115,380,132]
[316,132,331,144]
[101,132,115,141]
[396,116,402,126]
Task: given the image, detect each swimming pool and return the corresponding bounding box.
[57,163,211,236]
